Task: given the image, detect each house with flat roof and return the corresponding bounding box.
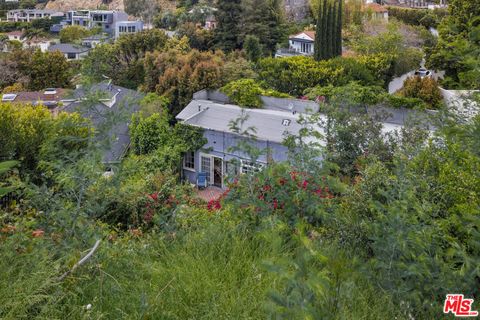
[48,43,90,60]
[7,9,64,22]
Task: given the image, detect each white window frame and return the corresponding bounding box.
[240,159,265,175]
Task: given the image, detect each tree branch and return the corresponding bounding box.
[58,240,101,281]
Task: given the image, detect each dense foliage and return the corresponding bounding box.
[1,1,480,318]
[427,0,480,89]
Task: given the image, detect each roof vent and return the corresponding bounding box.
[282,119,291,126]
[2,94,17,102]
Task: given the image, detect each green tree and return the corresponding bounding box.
[243,35,262,62]
[0,160,19,197]
[314,0,342,61]
[214,0,243,51]
[59,25,91,43]
[82,29,169,89]
[240,0,286,55]
[399,76,443,109]
[22,49,72,90]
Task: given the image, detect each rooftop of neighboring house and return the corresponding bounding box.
[63,82,144,163]
[363,3,389,13]
[289,30,315,41]
[1,82,144,163]
[24,37,52,44]
[48,43,90,54]
[1,88,68,107]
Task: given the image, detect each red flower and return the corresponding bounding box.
[149,192,158,202]
[273,199,278,209]
[263,185,272,192]
[302,180,308,189]
[279,178,287,185]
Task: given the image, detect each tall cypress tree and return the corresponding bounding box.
[314,0,324,61]
[314,0,343,61]
[336,0,343,56]
[326,1,334,58]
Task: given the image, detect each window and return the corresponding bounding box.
[183,151,195,171]
[301,42,311,53]
[240,160,264,175]
[201,156,211,182]
[67,53,77,60]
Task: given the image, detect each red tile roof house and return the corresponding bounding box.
[362,3,389,21]
[275,31,316,57]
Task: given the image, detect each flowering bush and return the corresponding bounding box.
[223,163,342,226]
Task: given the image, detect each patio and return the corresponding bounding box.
[195,186,224,202]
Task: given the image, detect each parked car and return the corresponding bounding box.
[414,68,432,78]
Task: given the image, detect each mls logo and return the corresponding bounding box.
[444,294,478,317]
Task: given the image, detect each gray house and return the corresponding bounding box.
[176,90,320,188]
[176,90,416,188]
[63,82,143,164]
[48,43,90,60]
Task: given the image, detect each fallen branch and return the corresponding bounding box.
[58,239,101,281]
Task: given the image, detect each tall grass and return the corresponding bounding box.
[0,217,403,319]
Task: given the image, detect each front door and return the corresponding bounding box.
[213,157,223,187]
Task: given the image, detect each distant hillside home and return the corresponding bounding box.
[7,9,64,22]
[6,30,23,41]
[52,10,143,39]
[363,3,389,20]
[275,31,315,57]
[23,37,52,52]
[4,31,52,52]
[48,43,90,60]
[204,15,217,30]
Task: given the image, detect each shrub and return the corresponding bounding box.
[399,76,443,109]
[257,56,377,96]
[220,79,289,108]
[386,94,428,109]
[304,82,387,106]
[387,7,448,28]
